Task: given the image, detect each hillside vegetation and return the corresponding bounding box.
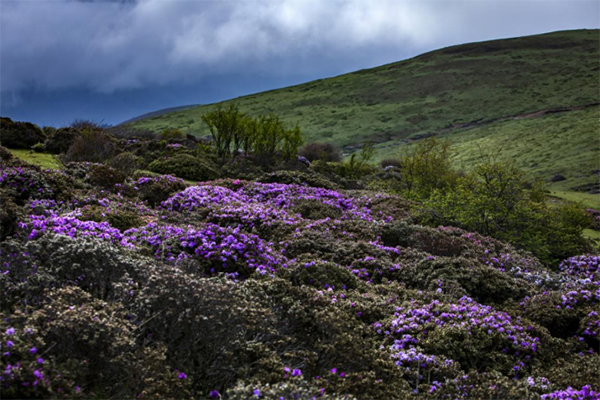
[128,29,599,146]
[127,29,599,206]
[1,29,599,399]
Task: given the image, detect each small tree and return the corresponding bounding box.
[397,138,458,199]
[201,104,247,158]
[424,160,591,266]
[201,105,303,164]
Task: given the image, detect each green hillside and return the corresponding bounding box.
[127,29,599,205]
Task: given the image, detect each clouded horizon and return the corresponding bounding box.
[1,0,598,127]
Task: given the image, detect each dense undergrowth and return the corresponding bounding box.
[0,117,599,399]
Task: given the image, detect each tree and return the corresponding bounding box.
[201,105,303,163]
[397,138,458,199]
[424,160,591,266]
[201,104,247,158]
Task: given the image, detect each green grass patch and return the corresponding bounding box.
[9,149,63,170]
[548,190,600,210]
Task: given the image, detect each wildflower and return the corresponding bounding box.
[178,372,187,379]
[291,369,302,377]
[209,390,220,398]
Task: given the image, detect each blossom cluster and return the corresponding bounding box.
[541,385,598,399]
[163,182,379,222]
[559,254,600,282]
[375,296,541,372]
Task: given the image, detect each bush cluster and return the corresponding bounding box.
[148,154,219,181]
[0,117,46,149]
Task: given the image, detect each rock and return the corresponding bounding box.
[547,174,566,182]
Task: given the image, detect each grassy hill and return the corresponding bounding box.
[127,29,599,205]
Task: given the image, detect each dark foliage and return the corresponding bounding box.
[148,154,219,181]
[0,117,46,149]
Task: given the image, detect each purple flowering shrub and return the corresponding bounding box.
[0,164,74,205]
[1,159,599,399]
[133,173,188,206]
[1,286,191,399]
[375,296,548,375]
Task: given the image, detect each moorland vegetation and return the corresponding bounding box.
[0,108,598,399]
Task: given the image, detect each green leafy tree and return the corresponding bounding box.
[397,138,458,200]
[424,160,591,266]
[201,104,247,158]
[201,105,303,163]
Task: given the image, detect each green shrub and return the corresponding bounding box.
[79,205,144,232]
[86,164,126,190]
[0,145,13,161]
[61,129,116,163]
[148,154,219,181]
[299,142,342,162]
[395,138,459,200]
[108,152,141,176]
[424,161,591,266]
[44,127,80,154]
[158,128,185,140]
[134,174,188,207]
[0,117,46,149]
[258,170,341,190]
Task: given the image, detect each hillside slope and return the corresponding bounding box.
[127,29,598,145]
[127,30,599,205]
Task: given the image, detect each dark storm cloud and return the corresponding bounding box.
[1,0,598,126]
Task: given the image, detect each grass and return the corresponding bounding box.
[9,149,63,170]
[127,29,598,150]
[126,29,599,204]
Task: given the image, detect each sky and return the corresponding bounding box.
[1,0,598,127]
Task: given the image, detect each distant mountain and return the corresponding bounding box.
[127,29,599,206]
[120,104,201,125]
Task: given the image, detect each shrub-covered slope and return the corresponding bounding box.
[1,156,598,399]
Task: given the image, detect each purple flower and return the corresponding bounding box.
[6,341,14,348]
[37,358,44,364]
[33,370,43,379]
[178,372,187,379]
[29,347,37,354]
[5,328,15,335]
[209,390,220,398]
[291,369,302,377]
[253,389,261,397]
[330,368,337,374]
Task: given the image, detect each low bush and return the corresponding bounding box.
[298,142,342,162]
[0,117,46,149]
[108,152,141,176]
[134,174,188,207]
[0,286,191,399]
[86,164,126,190]
[61,130,116,163]
[148,154,219,181]
[0,145,13,161]
[258,170,341,190]
[44,128,80,154]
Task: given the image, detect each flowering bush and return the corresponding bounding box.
[1,158,598,399]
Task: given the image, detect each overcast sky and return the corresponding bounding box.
[1,0,598,127]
